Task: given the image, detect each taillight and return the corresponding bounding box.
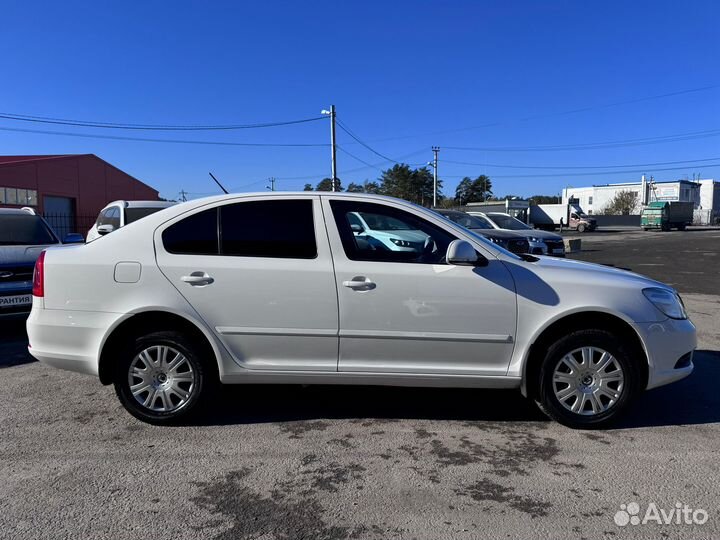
[32,251,45,297]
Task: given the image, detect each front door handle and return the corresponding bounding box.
[342,276,376,290]
[181,272,214,286]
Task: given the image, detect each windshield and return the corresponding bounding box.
[487,213,531,230]
[358,212,414,231]
[443,212,494,230]
[125,206,167,224]
[0,215,57,245]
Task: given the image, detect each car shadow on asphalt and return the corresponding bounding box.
[190,349,720,429]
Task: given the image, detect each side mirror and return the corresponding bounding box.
[63,233,85,244]
[97,224,115,235]
[350,223,364,233]
[447,239,486,266]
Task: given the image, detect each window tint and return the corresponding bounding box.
[331,200,456,264]
[0,215,57,246]
[441,211,493,230]
[220,200,316,258]
[126,207,165,224]
[162,208,219,255]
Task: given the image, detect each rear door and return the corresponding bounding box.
[155,195,339,371]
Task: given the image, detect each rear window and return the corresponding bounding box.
[125,207,167,224]
[0,215,57,246]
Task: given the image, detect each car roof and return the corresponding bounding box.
[0,207,38,215]
[104,200,176,209]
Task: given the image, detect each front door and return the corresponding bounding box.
[323,198,518,376]
[155,196,339,371]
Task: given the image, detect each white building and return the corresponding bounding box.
[561,177,719,224]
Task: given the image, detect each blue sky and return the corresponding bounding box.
[1,0,718,200]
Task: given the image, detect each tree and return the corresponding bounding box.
[346,182,364,193]
[379,164,440,206]
[528,194,560,205]
[316,178,342,192]
[303,183,314,191]
[362,180,382,194]
[602,190,639,215]
[455,175,493,205]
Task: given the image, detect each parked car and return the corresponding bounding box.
[28,193,695,428]
[348,210,431,252]
[434,209,530,255]
[468,211,566,257]
[86,200,176,242]
[0,207,81,318]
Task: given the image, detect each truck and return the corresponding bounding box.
[640,201,693,231]
[465,199,530,222]
[529,204,597,232]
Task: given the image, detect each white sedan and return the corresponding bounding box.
[27,193,695,428]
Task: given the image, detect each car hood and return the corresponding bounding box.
[0,245,51,266]
[521,254,670,291]
[471,229,527,240]
[520,229,563,241]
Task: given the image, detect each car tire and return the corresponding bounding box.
[114,330,216,424]
[576,223,586,233]
[536,329,642,429]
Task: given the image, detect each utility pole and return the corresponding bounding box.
[179,189,188,202]
[432,146,440,207]
[266,177,276,191]
[321,105,338,191]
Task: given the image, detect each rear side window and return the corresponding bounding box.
[220,200,316,258]
[0,215,57,246]
[162,208,219,255]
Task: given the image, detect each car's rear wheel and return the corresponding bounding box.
[536,329,642,428]
[114,331,214,424]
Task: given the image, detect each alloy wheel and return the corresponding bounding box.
[552,346,625,416]
[128,345,196,413]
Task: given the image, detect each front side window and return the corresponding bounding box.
[220,199,316,258]
[331,200,455,264]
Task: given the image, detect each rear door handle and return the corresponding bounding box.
[181,272,214,286]
[342,276,376,290]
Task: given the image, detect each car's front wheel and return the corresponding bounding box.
[114,331,214,424]
[536,329,642,428]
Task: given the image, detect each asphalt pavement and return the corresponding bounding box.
[1,229,718,540]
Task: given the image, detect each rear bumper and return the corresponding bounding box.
[26,306,121,377]
[634,318,696,390]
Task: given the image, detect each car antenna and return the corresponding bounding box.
[209,172,229,194]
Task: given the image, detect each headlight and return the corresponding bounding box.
[390,238,412,247]
[489,237,507,246]
[528,236,542,243]
[642,287,688,320]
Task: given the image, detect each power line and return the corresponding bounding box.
[441,156,720,169]
[0,112,327,131]
[336,119,403,163]
[344,84,720,143]
[0,125,328,147]
[337,145,384,170]
[443,128,720,152]
[442,162,720,179]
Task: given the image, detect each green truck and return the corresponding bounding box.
[641,201,694,231]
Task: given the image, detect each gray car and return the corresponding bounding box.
[469,211,566,257]
[435,209,530,255]
[0,208,61,318]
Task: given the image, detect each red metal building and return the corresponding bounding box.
[0,154,159,237]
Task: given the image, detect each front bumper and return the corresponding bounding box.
[634,317,696,390]
[26,305,122,378]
